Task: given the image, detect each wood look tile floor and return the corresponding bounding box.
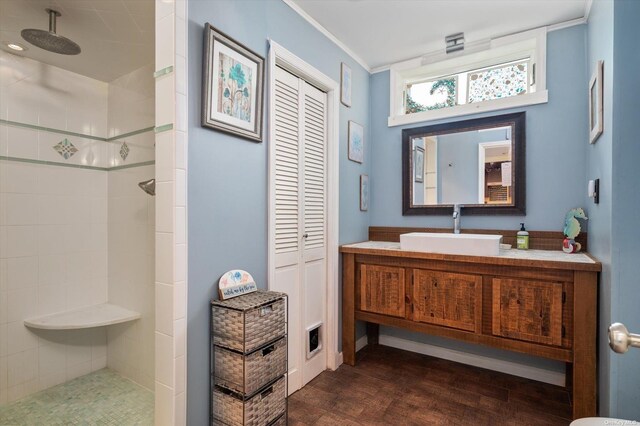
[288,345,572,426]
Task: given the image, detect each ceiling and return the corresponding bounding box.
[291,0,590,70]
[0,0,154,82]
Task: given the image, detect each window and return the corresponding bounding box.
[389,28,547,127]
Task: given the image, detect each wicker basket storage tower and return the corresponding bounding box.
[211,290,288,425]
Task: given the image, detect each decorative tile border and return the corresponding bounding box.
[154,65,174,78]
[0,119,107,141]
[0,119,155,142]
[154,123,174,133]
[0,156,154,172]
[0,155,105,171]
[53,138,79,159]
[120,142,130,160]
[108,127,155,141]
[109,160,155,171]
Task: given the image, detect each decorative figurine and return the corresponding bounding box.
[563,208,588,253]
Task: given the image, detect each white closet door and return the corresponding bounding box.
[301,81,327,386]
[271,66,327,393]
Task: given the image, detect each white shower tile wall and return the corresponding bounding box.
[107,62,156,168]
[0,51,156,403]
[106,165,156,391]
[0,52,109,168]
[108,63,155,139]
[105,63,156,392]
[0,160,109,404]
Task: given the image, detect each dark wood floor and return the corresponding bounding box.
[288,344,572,425]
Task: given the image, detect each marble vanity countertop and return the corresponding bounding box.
[340,240,601,271]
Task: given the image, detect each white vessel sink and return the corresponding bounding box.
[400,232,503,256]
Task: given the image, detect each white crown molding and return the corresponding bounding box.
[584,0,594,21]
[281,0,371,72]
[547,16,587,32]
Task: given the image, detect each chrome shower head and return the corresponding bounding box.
[21,9,81,55]
[138,179,155,196]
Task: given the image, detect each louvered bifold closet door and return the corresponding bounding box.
[271,66,328,392]
[274,67,301,269]
[272,66,304,391]
[302,83,327,258]
[300,81,327,386]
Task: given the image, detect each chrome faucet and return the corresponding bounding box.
[453,204,462,234]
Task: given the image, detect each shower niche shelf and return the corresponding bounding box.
[24,303,141,330]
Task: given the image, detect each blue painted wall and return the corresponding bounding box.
[185,1,640,419]
[369,26,589,232]
[585,0,614,415]
[187,1,370,424]
[610,0,640,418]
[586,0,640,418]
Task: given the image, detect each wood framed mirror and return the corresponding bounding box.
[402,112,525,215]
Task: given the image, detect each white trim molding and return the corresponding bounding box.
[280,0,370,72]
[267,40,342,377]
[356,335,369,352]
[379,334,566,387]
[388,90,548,127]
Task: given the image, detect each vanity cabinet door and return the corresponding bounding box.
[412,270,482,332]
[359,265,405,318]
[492,278,563,346]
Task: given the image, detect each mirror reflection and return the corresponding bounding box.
[411,126,513,206]
[402,112,525,215]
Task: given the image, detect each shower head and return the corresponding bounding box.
[138,179,156,196]
[21,9,81,55]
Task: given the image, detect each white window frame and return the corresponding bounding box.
[389,28,548,127]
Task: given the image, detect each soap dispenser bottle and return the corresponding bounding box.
[517,223,529,250]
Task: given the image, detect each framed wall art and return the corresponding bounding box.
[340,62,352,107]
[360,174,369,211]
[202,23,264,142]
[348,120,364,163]
[414,146,424,183]
[589,60,603,144]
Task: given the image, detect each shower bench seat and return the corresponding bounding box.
[24,303,141,330]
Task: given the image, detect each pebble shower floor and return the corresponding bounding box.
[0,369,153,425]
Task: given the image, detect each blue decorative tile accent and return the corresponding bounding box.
[53,138,78,160]
[120,141,130,161]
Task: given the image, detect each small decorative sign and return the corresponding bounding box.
[218,269,257,300]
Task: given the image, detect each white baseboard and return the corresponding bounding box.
[378,334,566,386]
[332,352,343,370]
[332,335,369,371]
[356,335,368,351]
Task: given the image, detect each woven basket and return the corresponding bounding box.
[215,336,287,395]
[267,413,287,426]
[212,375,286,426]
[212,291,286,353]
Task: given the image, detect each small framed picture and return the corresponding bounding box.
[589,60,603,144]
[414,146,424,183]
[360,174,369,211]
[348,121,364,163]
[340,62,352,107]
[202,23,264,142]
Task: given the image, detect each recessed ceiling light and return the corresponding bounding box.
[5,42,27,51]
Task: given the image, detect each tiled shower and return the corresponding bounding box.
[0,46,156,416]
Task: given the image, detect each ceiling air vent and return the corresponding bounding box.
[445,32,465,54]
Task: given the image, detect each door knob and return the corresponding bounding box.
[302,233,309,239]
[608,322,640,354]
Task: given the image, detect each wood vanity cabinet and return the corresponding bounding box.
[341,233,600,420]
